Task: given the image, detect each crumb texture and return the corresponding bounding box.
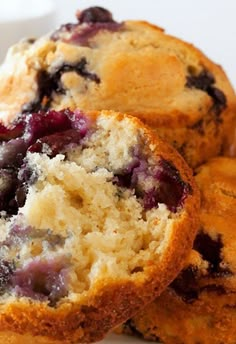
[0,109,199,343]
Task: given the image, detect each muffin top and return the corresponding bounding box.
[0,6,235,129]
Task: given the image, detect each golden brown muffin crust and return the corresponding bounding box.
[119,157,236,344]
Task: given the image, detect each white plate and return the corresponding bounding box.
[100,333,152,343]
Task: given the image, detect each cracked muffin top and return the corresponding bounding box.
[0,6,235,167]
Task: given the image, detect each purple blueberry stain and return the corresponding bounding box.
[0,223,68,305]
[27,110,89,157]
[0,121,24,141]
[67,109,91,135]
[51,7,123,46]
[23,110,72,145]
[186,69,227,117]
[53,59,100,83]
[186,69,214,90]
[0,109,90,215]
[114,156,191,212]
[153,159,191,212]
[193,231,232,276]
[50,23,78,43]
[0,139,28,169]
[2,225,32,247]
[0,260,15,294]
[3,224,65,252]
[171,230,232,304]
[29,129,85,157]
[11,258,69,306]
[22,71,55,113]
[171,265,228,304]
[113,157,141,189]
[60,21,123,47]
[15,162,39,208]
[0,169,18,214]
[22,59,100,114]
[170,265,200,303]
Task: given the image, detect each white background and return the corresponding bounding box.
[54,0,236,89]
[1,0,236,89]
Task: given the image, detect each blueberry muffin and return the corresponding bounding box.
[0,7,235,168]
[0,109,199,343]
[120,157,236,344]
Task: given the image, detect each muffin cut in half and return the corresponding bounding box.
[0,109,199,343]
[0,7,235,168]
[119,157,236,344]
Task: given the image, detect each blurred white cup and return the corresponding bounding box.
[0,0,56,62]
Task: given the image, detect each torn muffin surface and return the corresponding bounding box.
[0,109,199,343]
